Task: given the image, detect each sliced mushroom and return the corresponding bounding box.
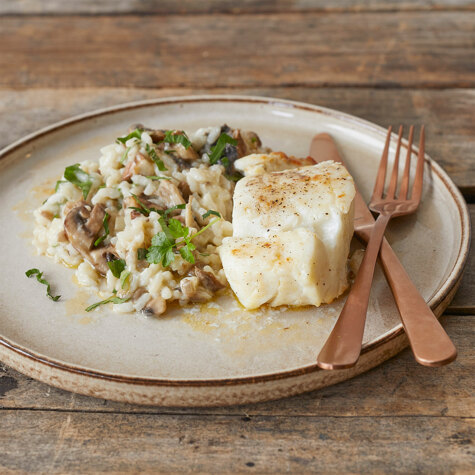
[232,129,249,158]
[40,210,54,220]
[179,276,212,303]
[157,180,186,208]
[149,130,166,143]
[170,142,199,161]
[88,245,119,275]
[240,130,262,154]
[122,152,154,182]
[177,181,192,201]
[62,200,80,218]
[123,194,165,219]
[143,296,167,317]
[192,266,225,292]
[64,202,118,275]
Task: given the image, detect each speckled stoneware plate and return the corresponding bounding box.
[0,96,470,406]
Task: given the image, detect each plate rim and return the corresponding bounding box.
[0,94,470,387]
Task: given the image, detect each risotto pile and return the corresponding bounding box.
[33,124,271,315]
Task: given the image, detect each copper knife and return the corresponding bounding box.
[309,133,456,367]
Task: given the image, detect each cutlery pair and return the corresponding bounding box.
[310,127,457,370]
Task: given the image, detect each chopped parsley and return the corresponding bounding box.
[145,143,167,171]
[209,133,238,165]
[202,210,221,219]
[128,193,161,217]
[94,212,110,247]
[117,129,167,170]
[25,268,61,301]
[63,164,94,200]
[120,146,131,164]
[137,248,148,260]
[146,175,171,181]
[119,270,131,289]
[55,180,66,192]
[146,212,221,267]
[162,203,186,216]
[128,194,185,218]
[107,258,126,278]
[224,172,244,182]
[163,130,192,149]
[116,128,143,144]
[85,293,129,312]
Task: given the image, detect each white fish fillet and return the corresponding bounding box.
[234,152,314,177]
[220,229,343,309]
[221,160,355,309]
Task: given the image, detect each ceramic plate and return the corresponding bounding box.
[0,96,470,406]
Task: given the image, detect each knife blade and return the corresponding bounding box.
[309,133,456,367]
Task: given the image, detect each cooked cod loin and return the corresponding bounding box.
[233,161,355,239]
[234,152,314,177]
[221,161,355,309]
[220,229,341,309]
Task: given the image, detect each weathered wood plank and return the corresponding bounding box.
[449,205,475,313]
[0,87,474,193]
[0,410,473,473]
[1,315,473,416]
[1,0,474,15]
[1,13,474,89]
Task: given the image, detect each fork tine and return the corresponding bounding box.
[386,125,403,199]
[410,125,425,204]
[399,125,415,199]
[371,126,392,201]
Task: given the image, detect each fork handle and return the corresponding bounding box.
[377,237,457,366]
[317,213,392,370]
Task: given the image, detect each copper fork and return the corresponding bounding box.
[317,125,454,370]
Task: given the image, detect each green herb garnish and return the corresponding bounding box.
[146,213,221,267]
[224,172,244,182]
[85,294,129,312]
[163,130,192,149]
[129,194,184,218]
[107,258,126,278]
[208,133,238,165]
[146,175,171,181]
[145,143,167,171]
[119,270,131,289]
[116,128,143,144]
[25,268,61,301]
[63,164,94,199]
[128,193,161,217]
[55,180,66,192]
[137,248,148,260]
[202,210,221,219]
[146,230,177,267]
[120,146,131,164]
[94,212,110,247]
[163,203,186,216]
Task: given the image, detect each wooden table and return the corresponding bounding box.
[1,1,474,473]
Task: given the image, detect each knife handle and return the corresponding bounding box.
[377,237,457,366]
[352,222,457,366]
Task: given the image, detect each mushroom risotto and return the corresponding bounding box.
[32,125,313,316]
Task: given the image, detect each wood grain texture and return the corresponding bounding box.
[1,87,474,193]
[2,0,475,15]
[1,12,474,89]
[449,205,475,313]
[1,315,473,416]
[0,410,473,473]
